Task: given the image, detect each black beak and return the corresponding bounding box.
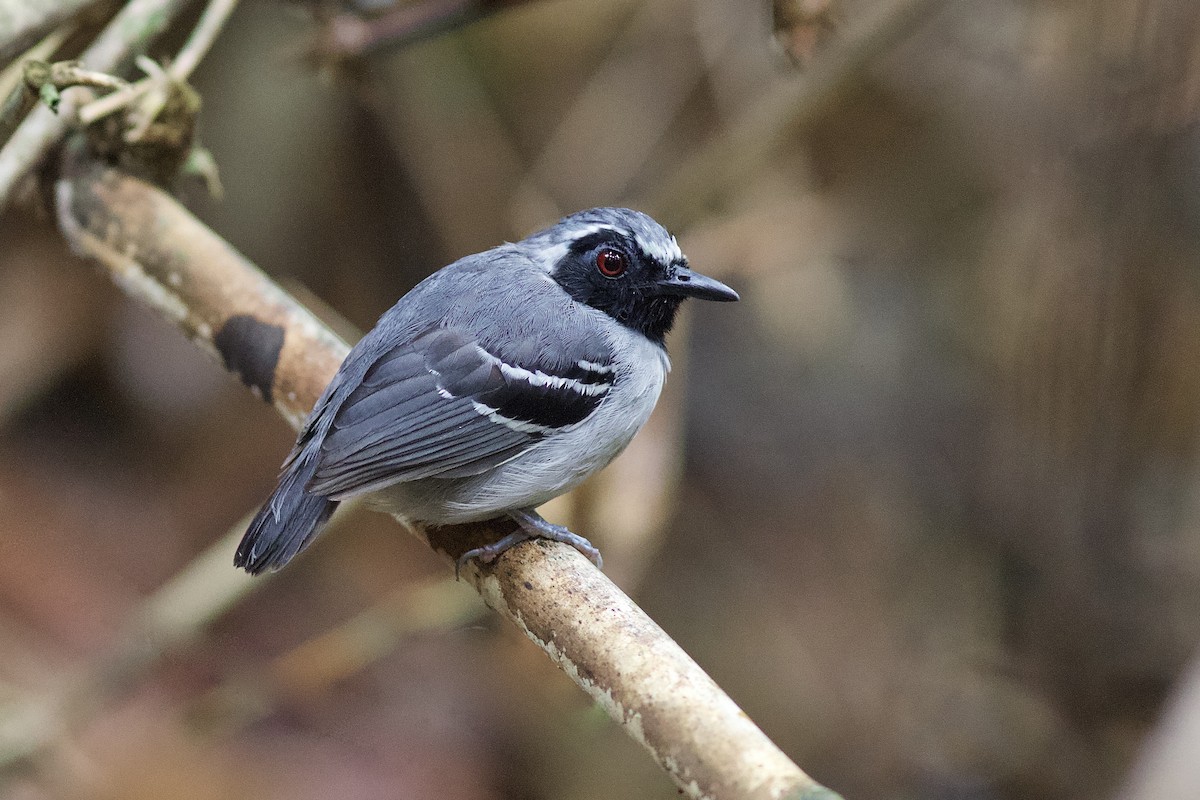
[655,267,739,302]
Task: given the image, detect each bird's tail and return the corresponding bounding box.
[235,453,338,574]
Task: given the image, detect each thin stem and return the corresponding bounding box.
[78,74,148,124]
[0,498,366,773]
[191,578,483,734]
[169,0,239,80]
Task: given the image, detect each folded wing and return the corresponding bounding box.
[305,326,615,498]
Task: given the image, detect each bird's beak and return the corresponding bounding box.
[655,267,740,302]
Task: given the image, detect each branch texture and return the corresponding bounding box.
[55,157,840,800]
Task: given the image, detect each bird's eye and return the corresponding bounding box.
[596,248,627,278]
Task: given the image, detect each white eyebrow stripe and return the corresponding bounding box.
[474,346,613,396]
[527,224,622,273]
[529,220,683,272]
[569,223,622,240]
[634,232,683,265]
[580,224,682,266]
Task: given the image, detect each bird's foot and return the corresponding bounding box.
[454,508,603,578]
[509,508,603,569]
[455,530,532,578]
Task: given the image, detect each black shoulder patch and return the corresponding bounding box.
[214,314,285,403]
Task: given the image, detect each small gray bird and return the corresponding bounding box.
[235,208,738,574]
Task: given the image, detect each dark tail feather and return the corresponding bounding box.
[235,457,338,574]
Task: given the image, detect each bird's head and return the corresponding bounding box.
[523,208,738,345]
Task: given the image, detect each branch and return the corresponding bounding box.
[1,57,129,146]
[191,576,484,734]
[0,499,369,773]
[168,0,237,80]
[0,519,258,770]
[54,157,841,800]
[0,25,70,145]
[0,0,102,68]
[0,0,196,214]
[15,58,129,115]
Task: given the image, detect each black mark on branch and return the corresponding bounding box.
[214,314,284,403]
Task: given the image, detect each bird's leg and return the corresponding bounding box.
[508,508,603,568]
[455,530,532,578]
[455,508,603,576]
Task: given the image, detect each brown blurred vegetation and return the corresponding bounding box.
[5,0,1200,797]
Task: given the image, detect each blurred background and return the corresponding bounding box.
[4,0,1200,797]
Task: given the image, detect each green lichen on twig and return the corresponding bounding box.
[21,58,128,112]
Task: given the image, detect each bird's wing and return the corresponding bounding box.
[304,325,616,498]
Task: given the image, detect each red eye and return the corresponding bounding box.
[596,248,627,277]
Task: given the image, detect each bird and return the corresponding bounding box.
[235,207,738,575]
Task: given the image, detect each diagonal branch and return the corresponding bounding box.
[54,155,841,800]
[0,0,103,69]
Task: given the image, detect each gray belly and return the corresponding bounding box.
[373,422,636,524]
